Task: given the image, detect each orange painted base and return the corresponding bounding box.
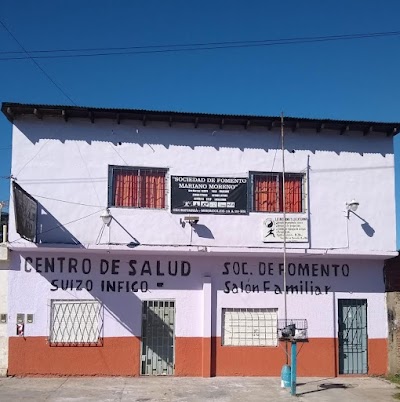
[368,338,388,375]
[8,336,387,377]
[213,337,337,376]
[8,337,141,376]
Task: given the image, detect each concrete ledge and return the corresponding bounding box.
[7,242,398,260]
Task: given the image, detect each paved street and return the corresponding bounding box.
[0,376,397,401]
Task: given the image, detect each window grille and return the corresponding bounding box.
[222,308,278,346]
[251,173,304,213]
[49,300,103,346]
[109,166,167,209]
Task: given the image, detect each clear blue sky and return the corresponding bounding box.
[1,0,400,211]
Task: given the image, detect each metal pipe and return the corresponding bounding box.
[281,113,287,323]
[2,225,7,243]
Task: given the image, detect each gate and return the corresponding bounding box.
[141,300,175,375]
[338,299,368,374]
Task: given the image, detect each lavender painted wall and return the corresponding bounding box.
[8,253,387,340]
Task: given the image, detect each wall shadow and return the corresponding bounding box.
[12,253,388,347]
[15,119,393,156]
[297,381,355,396]
[193,224,214,239]
[110,216,140,246]
[351,212,375,238]
[36,203,83,246]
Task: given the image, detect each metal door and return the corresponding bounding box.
[141,300,175,375]
[338,299,368,374]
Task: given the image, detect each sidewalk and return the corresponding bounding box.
[0,376,396,401]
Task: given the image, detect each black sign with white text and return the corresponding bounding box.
[171,176,248,215]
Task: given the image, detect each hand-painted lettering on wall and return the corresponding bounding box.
[23,257,191,293]
[222,261,350,295]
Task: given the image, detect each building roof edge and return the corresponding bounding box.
[1,102,399,136]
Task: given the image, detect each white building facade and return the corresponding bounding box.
[1,103,398,377]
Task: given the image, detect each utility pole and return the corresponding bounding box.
[281,113,287,325]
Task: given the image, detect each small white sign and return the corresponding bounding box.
[263,217,308,243]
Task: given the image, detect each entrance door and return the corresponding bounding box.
[338,299,368,374]
[141,300,175,375]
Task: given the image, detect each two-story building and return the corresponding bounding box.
[1,102,399,377]
[0,204,9,375]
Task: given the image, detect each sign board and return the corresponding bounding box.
[263,217,308,243]
[12,182,38,242]
[171,176,248,215]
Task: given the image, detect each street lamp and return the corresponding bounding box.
[100,209,112,226]
[346,199,359,218]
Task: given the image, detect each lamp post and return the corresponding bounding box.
[100,209,112,226]
[346,199,359,218]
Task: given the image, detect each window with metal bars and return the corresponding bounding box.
[109,166,167,209]
[222,308,278,346]
[251,172,304,213]
[49,300,103,346]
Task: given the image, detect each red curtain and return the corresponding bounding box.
[283,176,302,212]
[114,169,165,208]
[140,171,165,209]
[255,174,302,212]
[254,175,278,212]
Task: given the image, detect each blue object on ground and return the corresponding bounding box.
[291,342,297,396]
[281,364,291,388]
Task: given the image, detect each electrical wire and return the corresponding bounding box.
[1,30,400,56]
[3,31,398,55]
[108,142,130,166]
[14,139,51,177]
[38,208,103,236]
[8,208,104,244]
[31,194,103,208]
[74,141,101,205]
[0,30,399,61]
[0,19,76,104]
[270,134,281,172]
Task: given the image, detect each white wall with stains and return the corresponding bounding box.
[7,117,396,256]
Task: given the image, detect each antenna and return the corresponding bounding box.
[281,113,287,325]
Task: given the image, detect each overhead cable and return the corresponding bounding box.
[0,19,77,104]
[0,30,399,61]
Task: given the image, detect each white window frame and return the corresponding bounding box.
[49,299,103,345]
[222,308,278,347]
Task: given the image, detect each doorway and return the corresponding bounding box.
[141,300,175,375]
[338,299,368,374]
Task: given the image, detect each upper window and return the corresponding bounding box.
[251,173,304,213]
[109,166,167,209]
